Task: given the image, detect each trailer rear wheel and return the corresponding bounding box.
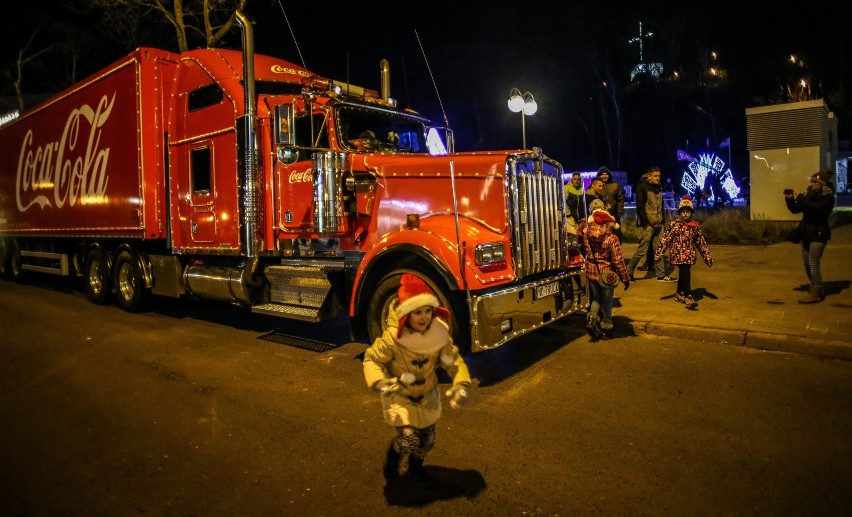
[114,250,149,312]
[85,249,112,305]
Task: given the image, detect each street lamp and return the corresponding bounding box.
[508,87,537,149]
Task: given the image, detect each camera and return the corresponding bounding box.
[783,188,794,195]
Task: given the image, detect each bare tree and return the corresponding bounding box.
[10,30,56,112]
[87,0,248,52]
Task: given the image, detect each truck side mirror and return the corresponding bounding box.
[274,104,298,164]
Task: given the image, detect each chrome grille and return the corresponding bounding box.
[508,152,566,278]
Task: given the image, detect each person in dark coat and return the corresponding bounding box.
[784,169,836,303]
[582,177,605,219]
[595,166,626,241]
[627,166,672,281]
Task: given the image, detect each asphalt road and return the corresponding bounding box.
[2,278,851,515]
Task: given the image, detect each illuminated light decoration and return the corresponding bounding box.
[628,22,663,81]
[676,150,740,203]
[426,127,448,155]
[0,109,20,127]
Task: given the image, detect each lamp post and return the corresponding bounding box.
[507,88,537,149]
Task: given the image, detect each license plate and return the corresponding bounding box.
[535,282,559,300]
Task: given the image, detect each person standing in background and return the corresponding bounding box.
[784,169,835,303]
[564,171,584,223]
[627,166,674,282]
[596,167,626,242]
[583,177,605,219]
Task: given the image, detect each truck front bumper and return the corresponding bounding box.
[469,271,583,352]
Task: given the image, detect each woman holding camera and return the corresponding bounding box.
[784,169,835,303]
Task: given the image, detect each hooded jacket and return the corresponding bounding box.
[580,210,630,284]
[363,301,471,428]
[635,173,665,228]
[564,181,584,220]
[654,216,713,266]
[785,184,835,243]
[597,171,626,222]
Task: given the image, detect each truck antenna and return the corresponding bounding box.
[276,0,307,69]
[415,29,450,132]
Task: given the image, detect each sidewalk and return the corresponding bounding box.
[581,224,852,360]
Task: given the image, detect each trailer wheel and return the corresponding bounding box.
[366,269,468,351]
[9,241,29,284]
[114,250,149,312]
[84,249,112,305]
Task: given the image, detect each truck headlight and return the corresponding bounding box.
[475,242,505,265]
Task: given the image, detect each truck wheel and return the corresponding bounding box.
[113,250,149,312]
[85,249,112,305]
[366,269,468,351]
[9,241,29,284]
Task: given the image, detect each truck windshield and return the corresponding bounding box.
[336,104,428,154]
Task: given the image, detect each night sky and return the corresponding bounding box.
[3,1,849,184]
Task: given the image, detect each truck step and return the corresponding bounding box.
[21,251,70,276]
[252,303,321,321]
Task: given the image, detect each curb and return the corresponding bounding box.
[626,321,852,362]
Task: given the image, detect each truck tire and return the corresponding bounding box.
[84,249,112,305]
[366,269,468,351]
[113,250,149,312]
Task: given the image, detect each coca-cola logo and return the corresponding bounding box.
[16,93,115,212]
[288,169,313,183]
[270,65,310,78]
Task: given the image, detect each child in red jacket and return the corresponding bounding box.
[654,196,713,309]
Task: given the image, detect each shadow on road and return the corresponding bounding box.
[463,319,586,387]
[793,279,851,298]
[384,467,486,506]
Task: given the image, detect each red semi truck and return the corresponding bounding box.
[0,13,584,351]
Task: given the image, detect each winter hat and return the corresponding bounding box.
[396,273,450,336]
[811,170,834,188]
[678,195,694,213]
[589,198,606,213]
[597,166,611,177]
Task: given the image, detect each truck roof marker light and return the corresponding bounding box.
[406,214,420,229]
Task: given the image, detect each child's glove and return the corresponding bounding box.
[445,383,470,409]
[373,378,401,395]
[623,280,630,291]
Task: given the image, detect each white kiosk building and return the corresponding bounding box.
[746,99,837,221]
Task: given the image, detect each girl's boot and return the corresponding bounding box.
[407,456,433,488]
[383,443,401,479]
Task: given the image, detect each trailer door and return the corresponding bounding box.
[168,59,240,251]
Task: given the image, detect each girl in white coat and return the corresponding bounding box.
[363,273,471,487]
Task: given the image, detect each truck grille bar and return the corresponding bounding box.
[507,151,566,278]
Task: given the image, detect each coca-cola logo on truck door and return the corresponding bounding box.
[15,93,115,212]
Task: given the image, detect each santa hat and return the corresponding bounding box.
[678,195,694,213]
[396,273,450,336]
[587,198,615,224]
